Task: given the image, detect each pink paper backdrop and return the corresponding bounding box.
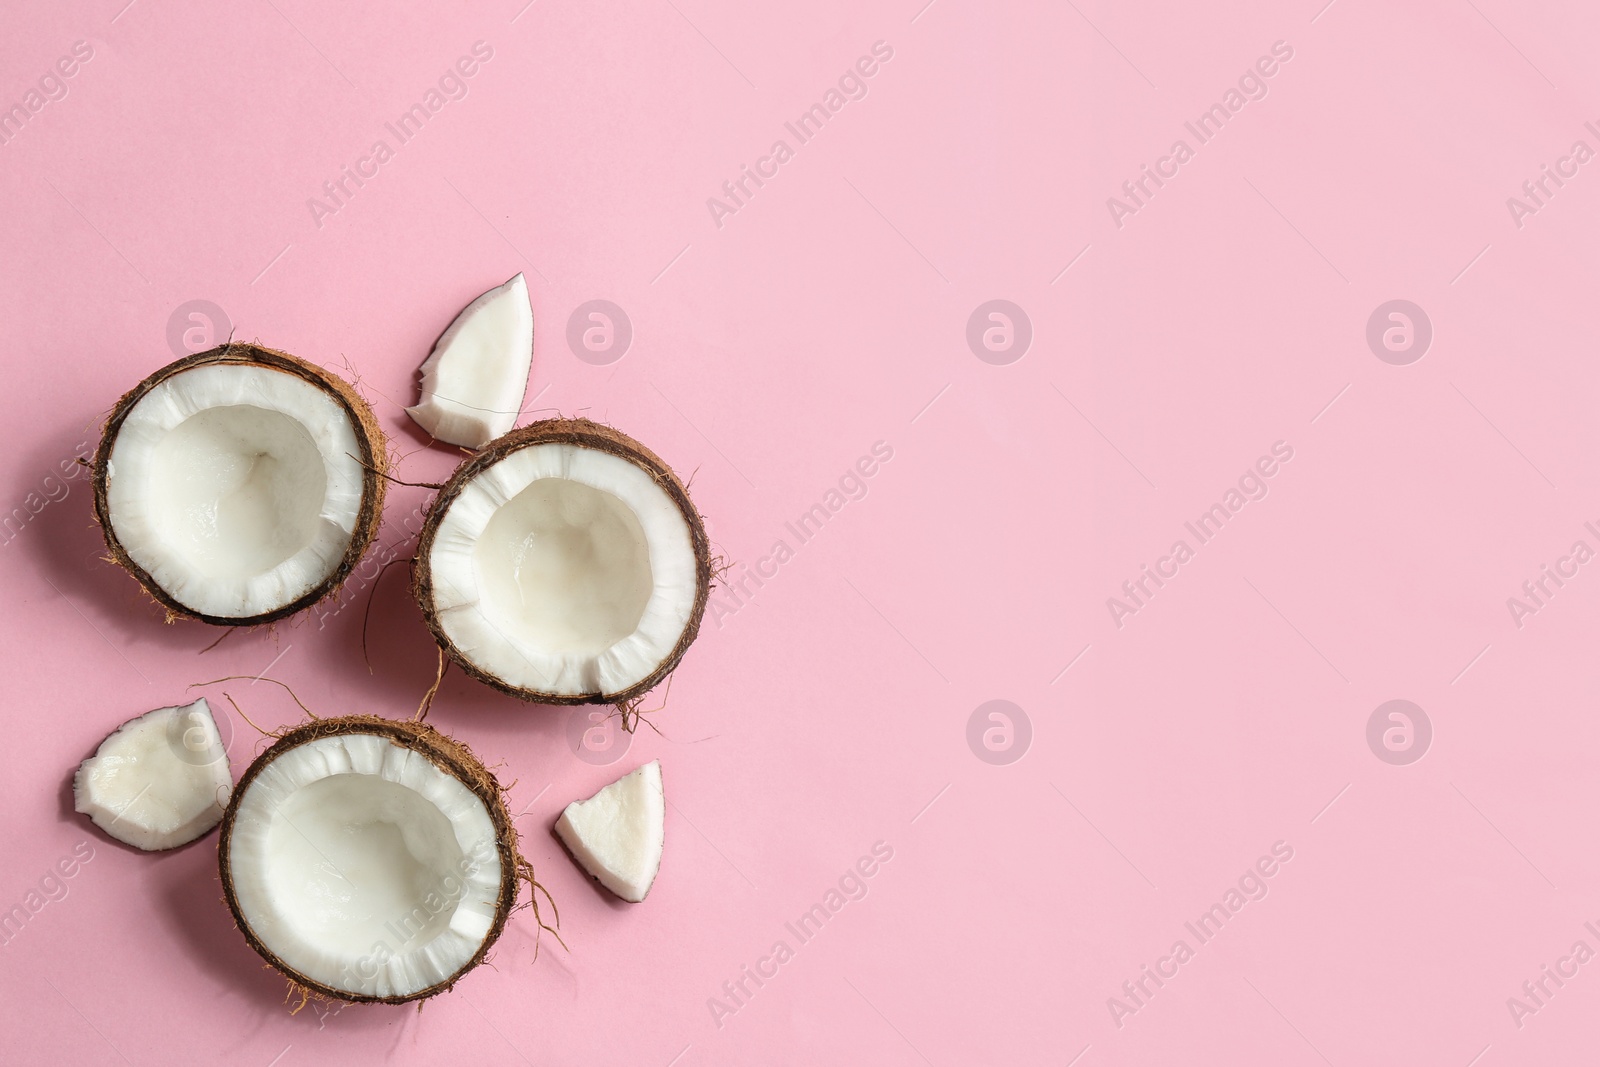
[3,0,1599,1063]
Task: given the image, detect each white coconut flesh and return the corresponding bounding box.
[427,444,698,697]
[74,699,232,851]
[225,733,504,999]
[406,273,534,449]
[104,363,366,619]
[555,760,665,902]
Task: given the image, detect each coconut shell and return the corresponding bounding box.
[92,343,389,626]
[216,715,532,1005]
[412,418,712,705]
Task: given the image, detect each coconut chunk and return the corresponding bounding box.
[414,419,712,704]
[406,273,535,449]
[220,717,526,1003]
[555,761,665,902]
[74,699,233,851]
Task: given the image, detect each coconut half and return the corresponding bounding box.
[219,716,528,1003]
[406,273,534,449]
[413,419,711,704]
[93,344,388,625]
[74,698,232,851]
[554,760,665,902]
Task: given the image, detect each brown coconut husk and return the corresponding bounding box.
[91,343,389,627]
[411,418,712,707]
[216,714,558,1006]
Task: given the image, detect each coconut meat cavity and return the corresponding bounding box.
[103,361,366,620]
[425,440,700,698]
[225,731,503,1000]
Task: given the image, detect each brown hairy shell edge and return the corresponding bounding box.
[411,418,712,707]
[215,714,547,1007]
[91,343,389,627]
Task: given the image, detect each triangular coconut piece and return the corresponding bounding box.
[74,698,233,850]
[406,273,534,449]
[554,760,665,902]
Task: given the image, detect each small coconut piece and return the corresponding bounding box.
[413,418,712,705]
[74,698,232,851]
[93,343,388,625]
[555,761,665,902]
[219,716,536,1003]
[406,273,534,449]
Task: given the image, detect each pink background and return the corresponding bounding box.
[3,0,1599,1063]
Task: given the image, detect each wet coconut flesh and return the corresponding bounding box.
[93,344,387,625]
[413,418,712,705]
[219,716,533,1003]
[74,698,232,852]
